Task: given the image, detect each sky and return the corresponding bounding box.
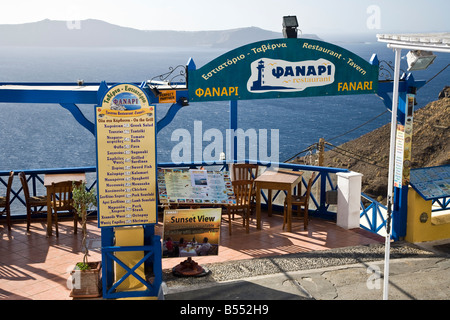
[0,0,449,35]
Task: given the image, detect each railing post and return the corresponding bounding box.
[337,171,363,229]
[230,100,238,163]
[392,185,408,240]
[101,227,115,298]
[319,171,327,215]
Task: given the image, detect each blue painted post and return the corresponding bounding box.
[60,103,95,135]
[319,173,327,216]
[392,79,417,240]
[391,87,407,241]
[393,186,408,240]
[101,227,115,297]
[230,100,238,163]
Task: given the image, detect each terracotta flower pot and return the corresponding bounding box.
[69,261,102,298]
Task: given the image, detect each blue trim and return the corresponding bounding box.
[376,76,426,112]
[230,100,238,162]
[360,193,387,234]
[60,103,95,134]
[432,197,450,212]
[0,162,350,221]
[0,83,100,104]
[156,102,183,133]
[101,235,162,299]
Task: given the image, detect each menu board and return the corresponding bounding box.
[394,124,405,188]
[158,169,235,205]
[410,165,450,200]
[96,83,157,227]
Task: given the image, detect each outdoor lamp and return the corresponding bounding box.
[149,86,161,97]
[178,97,189,106]
[406,50,436,71]
[282,16,298,39]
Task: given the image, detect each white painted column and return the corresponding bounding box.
[336,171,363,229]
[383,46,402,300]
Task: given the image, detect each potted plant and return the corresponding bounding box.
[68,181,101,298]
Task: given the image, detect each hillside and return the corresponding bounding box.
[293,88,450,202]
[0,19,320,48]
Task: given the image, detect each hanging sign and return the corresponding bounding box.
[95,83,157,227]
[158,90,177,104]
[188,38,378,102]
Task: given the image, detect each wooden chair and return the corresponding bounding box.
[283,172,316,231]
[232,163,259,214]
[19,172,48,232]
[48,181,80,237]
[226,180,253,235]
[0,171,14,230]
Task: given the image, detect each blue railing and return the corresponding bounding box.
[10,161,449,239]
[0,161,346,221]
[0,166,97,219]
[432,197,450,212]
[162,160,346,220]
[360,193,387,235]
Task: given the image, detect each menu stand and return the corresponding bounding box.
[172,257,210,277]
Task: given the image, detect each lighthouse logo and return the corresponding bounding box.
[247,58,335,93]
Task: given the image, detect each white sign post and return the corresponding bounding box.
[383,47,402,300]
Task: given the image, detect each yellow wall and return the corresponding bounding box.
[114,226,146,291]
[406,188,450,243]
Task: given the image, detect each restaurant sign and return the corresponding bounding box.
[188,38,378,102]
[95,83,157,227]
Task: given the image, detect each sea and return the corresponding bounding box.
[0,40,448,172]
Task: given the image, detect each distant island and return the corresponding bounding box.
[0,19,321,48]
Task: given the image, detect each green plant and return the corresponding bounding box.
[72,181,97,270]
[75,262,92,271]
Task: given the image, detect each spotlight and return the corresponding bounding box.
[406,50,436,71]
[178,97,189,106]
[149,87,161,97]
[282,16,298,39]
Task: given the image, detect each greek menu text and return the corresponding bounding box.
[96,84,157,227]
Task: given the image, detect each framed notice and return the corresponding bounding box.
[157,168,235,205]
[162,208,221,258]
[96,83,157,227]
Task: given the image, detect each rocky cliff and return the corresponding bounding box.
[294,88,449,202]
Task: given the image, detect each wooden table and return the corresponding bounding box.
[254,170,303,232]
[44,173,86,236]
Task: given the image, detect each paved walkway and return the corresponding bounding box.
[163,241,450,300]
[1,214,448,301]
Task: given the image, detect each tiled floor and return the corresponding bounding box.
[0,212,384,300]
